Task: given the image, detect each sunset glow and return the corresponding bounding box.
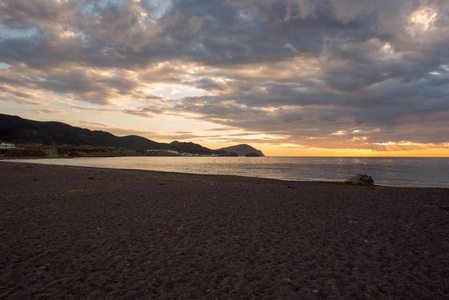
[1,0,448,156]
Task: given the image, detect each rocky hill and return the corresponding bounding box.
[0,113,162,150]
[217,144,265,156]
[166,141,224,155]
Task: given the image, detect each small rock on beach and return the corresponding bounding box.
[344,174,374,185]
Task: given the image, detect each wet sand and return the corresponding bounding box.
[1,161,448,299]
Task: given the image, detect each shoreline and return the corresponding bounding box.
[2,159,348,187]
[3,157,449,190]
[1,161,448,299]
[3,161,448,194]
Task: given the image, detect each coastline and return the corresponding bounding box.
[1,161,448,299]
[3,156,449,189]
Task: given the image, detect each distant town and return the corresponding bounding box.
[145,149,260,157]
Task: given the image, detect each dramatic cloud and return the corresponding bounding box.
[1,0,448,154]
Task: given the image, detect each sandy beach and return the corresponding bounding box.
[1,161,448,299]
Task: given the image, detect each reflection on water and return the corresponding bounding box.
[7,156,449,188]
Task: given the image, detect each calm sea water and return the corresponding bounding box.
[7,156,449,188]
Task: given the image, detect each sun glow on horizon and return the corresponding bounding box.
[251,141,449,157]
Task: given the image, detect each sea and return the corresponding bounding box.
[6,156,449,188]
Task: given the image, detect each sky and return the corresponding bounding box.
[1,0,448,156]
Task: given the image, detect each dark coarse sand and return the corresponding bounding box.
[0,161,448,299]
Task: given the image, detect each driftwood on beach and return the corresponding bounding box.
[1,162,448,299]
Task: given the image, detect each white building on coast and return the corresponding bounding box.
[0,142,16,149]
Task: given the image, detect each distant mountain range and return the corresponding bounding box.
[0,113,264,156]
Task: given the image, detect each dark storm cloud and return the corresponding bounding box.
[1,0,449,150]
